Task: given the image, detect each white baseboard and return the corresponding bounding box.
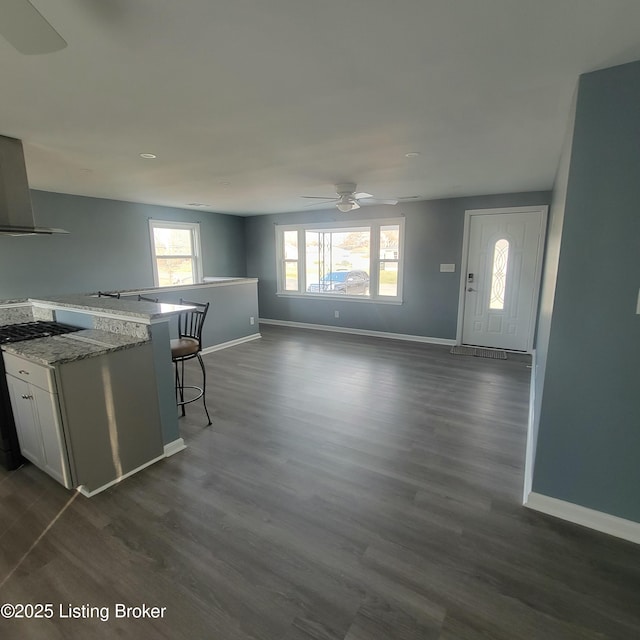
[200,333,261,355]
[77,452,166,498]
[78,440,187,497]
[164,438,186,457]
[259,318,456,346]
[525,492,640,545]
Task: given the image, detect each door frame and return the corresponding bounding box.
[455,205,548,353]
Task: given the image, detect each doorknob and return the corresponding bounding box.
[467,287,476,292]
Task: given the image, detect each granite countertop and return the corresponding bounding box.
[119,277,256,290]
[110,277,257,296]
[28,294,193,321]
[0,303,33,327]
[1,329,148,366]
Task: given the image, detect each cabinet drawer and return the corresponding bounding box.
[2,352,57,393]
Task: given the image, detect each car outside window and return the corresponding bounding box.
[307,270,370,295]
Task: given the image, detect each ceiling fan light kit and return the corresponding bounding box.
[301,182,398,213]
[336,193,360,212]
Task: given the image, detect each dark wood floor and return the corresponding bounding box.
[1,324,639,639]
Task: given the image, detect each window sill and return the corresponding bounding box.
[276,292,403,305]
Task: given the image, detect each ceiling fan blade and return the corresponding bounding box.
[301,196,339,200]
[304,200,338,207]
[0,0,67,54]
[354,192,373,199]
[359,198,399,206]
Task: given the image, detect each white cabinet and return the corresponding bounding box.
[4,353,73,488]
[3,343,164,495]
[6,376,41,464]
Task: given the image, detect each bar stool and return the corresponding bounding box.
[170,299,211,425]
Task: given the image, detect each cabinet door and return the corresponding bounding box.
[6,375,43,466]
[32,385,73,488]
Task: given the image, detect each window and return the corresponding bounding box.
[149,220,203,287]
[489,238,509,310]
[282,229,299,291]
[379,224,400,297]
[276,218,404,301]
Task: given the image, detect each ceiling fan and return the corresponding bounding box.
[302,183,398,212]
[0,0,67,54]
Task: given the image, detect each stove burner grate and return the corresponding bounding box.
[0,321,81,344]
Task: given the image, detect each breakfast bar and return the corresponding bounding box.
[0,277,260,496]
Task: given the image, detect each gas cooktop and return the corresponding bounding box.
[0,321,81,344]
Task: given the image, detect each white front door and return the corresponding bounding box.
[460,207,546,351]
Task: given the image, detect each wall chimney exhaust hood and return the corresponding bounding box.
[0,135,68,236]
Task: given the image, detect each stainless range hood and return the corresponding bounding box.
[0,135,68,236]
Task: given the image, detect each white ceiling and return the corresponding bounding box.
[2,0,640,216]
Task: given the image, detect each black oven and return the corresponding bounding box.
[0,353,21,469]
[0,321,81,470]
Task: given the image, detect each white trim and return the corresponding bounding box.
[525,492,640,545]
[456,205,548,354]
[200,333,262,355]
[259,318,456,346]
[275,293,402,305]
[456,213,473,345]
[76,452,165,498]
[164,438,186,457]
[523,349,536,502]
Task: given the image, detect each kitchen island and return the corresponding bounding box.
[0,297,193,495]
[4,335,163,496]
[0,278,260,495]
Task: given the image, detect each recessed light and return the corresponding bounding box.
[405,152,420,158]
[139,153,157,159]
[219,180,231,186]
[187,202,210,207]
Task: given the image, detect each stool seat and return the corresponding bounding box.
[170,337,199,358]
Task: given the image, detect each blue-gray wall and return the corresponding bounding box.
[245,192,550,340]
[0,191,246,300]
[532,60,640,522]
[528,91,577,480]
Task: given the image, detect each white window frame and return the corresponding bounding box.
[275,217,405,303]
[148,220,203,287]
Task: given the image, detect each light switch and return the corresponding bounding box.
[440,264,455,273]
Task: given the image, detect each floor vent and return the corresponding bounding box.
[450,345,507,360]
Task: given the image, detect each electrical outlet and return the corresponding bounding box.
[250,316,255,325]
[334,310,340,319]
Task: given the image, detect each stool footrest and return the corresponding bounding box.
[176,385,204,406]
